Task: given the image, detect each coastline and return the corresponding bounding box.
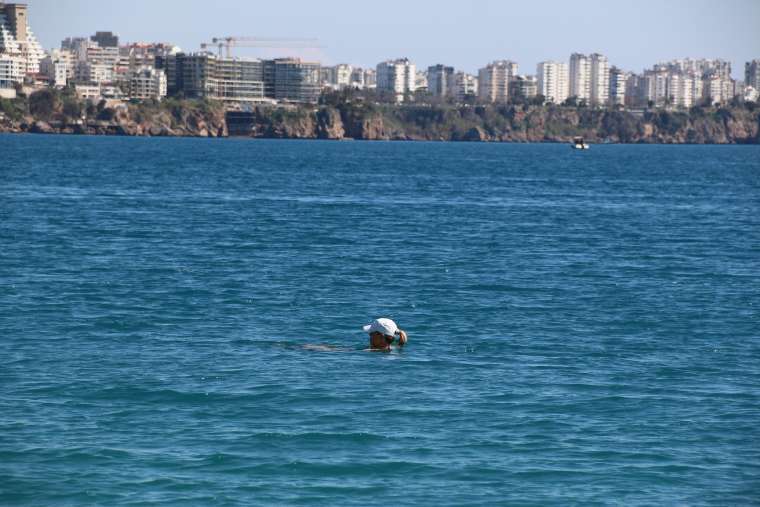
[2,90,759,144]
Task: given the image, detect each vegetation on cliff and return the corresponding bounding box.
[2,86,759,143]
[1,87,226,137]
[239,89,760,144]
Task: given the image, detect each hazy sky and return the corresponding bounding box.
[26,0,760,78]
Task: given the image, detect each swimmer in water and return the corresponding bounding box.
[363,318,408,351]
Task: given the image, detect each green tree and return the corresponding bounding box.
[529,94,546,106]
[62,98,82,119]
[29,89,59,120]
[563,96,578,107]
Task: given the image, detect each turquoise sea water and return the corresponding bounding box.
[1,135,759,506]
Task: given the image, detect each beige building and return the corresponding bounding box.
[452,72,477,102]
[127,66,167,100]
[703,75,734,105]
[478,60,517,103]
[39,53,69,87]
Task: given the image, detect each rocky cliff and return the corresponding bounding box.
[237,103,760,144]
[0,90,227,137]
[2,88,759,143]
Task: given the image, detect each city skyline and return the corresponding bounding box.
[24,0,760,79]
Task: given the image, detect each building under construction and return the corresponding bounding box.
[157,52,321,104]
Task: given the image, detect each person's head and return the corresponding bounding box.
[363,318,398,349]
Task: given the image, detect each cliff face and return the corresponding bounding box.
[236,103,760,144]
[2,89,759,143]
[0,91,227,137]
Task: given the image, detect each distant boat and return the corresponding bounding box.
[571,136,590,149]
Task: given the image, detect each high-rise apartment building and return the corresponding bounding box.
[608,66,627,105]
[703,75,734,105]
[376,58,416,102]
[452,72,477,102]
[477,60,517,103]
[536,61,568,104]
[745,60,760,91]
[363,68,376,88]
[427,64,454,97]
[589,53,609,105]
[659,58,731,80]
[0,53,22,89]
[641,70,669,106]
[569,52,610,106]
[569,53,591,102]
[330,63,352,88]
[0,2,44,80]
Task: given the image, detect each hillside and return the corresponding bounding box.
[2,88,759,143]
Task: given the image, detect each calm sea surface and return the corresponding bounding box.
[1,135,759,506]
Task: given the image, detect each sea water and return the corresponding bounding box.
[1,135,759,506]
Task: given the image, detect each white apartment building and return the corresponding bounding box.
[75,83,101,100]
[0,3,45,80]
[569,53,591,102]
[85,45,119,68]
[661,58,732,80]
[608,67,626,105]
[75,61,114,84]
[640,69,706,108]
[589,53,609,105]
[376,58,415,101]
[330,63,352,88]
[363,68,376,88]
[127,66,167,100]
[569,53,610,106]
[415,70,427,91]
[452,72,477,102]
[667,74,694,108]
[0,52,22,88]
[744,86,759,103]
[703,75,734,105]
[61,36,121,85]
[643,71,670,106]
[536,61,568,104]
[478,60,517,103]
[39,54,69,87]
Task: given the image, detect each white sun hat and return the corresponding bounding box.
[362,318,398,337]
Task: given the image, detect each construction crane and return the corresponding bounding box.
[200,36,321,58]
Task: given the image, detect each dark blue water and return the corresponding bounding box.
[2,135,759,506]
